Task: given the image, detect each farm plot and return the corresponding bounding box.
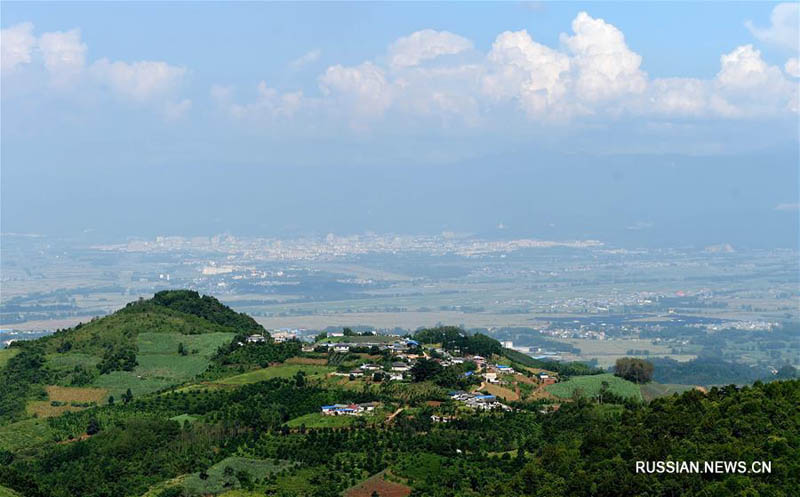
[546,373,643,401]
[26,385,108,418]
[345,471,412,497]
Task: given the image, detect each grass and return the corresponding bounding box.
[26,385,108,418]
[0,486,22,497]
[181,456,293,496]
[0,348,20,368]
[214,364,334,385]
[286,410,388,429]
[170,413,200,425]
[545,373,643,401]
[46,352,100,372]
[91,332,235,398]
[0,418,53,452]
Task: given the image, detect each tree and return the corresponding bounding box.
[86,417,100,435]
[122,388,134,404]
[107,395,114,406]
[411,358,443,382]
[178,342,187,356]
[614,358,654,384]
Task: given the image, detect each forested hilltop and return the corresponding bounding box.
[1,291,798,497]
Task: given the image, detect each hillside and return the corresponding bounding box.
[1,295,798,497]
[0,291,266,424]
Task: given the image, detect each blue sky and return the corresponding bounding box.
[1,2,798,246]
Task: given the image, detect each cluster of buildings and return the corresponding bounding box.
[320,402,380,416]
[449,391,512,411]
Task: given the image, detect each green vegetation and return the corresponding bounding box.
[2,292,798,497]
[546,373,644,401]
[613,357,654,384]
[286,412,359,428]
[172,456,292,496]
[213,364,334,385]
[414,326,501,357]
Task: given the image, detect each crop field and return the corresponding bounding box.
[345,471,412,497]
[26,385,108,418]
[214,364,334,385]
[286,412,359,428]
[181,456,293,496]
[90,332,236,398]
[482,383,519,401]
[46,352,100,372]
[136,332,235,357]
[556,338,691,368]
[284,356,328,365]
[0,418,53,452]
[546,373,643,401]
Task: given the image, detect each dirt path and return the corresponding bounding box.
[385,407,404,424]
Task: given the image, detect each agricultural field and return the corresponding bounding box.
[46,352,100,373]
[482,382,519,402]
[213,364,334,386]
[557,338,694,368]
[286,412,360,429]
[26,385,108,418]
[91,332,235,398]
[181,457,293,496]
[0,418,53,452]
[546,373,643,401]
[344,471,412,497]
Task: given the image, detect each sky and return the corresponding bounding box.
[1,2,798,247]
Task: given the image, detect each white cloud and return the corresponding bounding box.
[560,12,648,103]
[212,82,305,121]
[1,22,36,72]
[483,29,570,116]
[319,62,393,118]
[785,57,800,78]
[746,3,799,52]
[388,29,473,69]
[290,49,321,69]
[38,29,87,85]
[91,59,186,101]
[713,44,796,116]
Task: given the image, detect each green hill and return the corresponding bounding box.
[0,291,262,423]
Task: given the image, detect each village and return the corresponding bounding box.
[242,329,566,420]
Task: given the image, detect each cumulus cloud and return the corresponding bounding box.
[211,82,305,121]
[388,29,473,69]
[91,59,187,101]
[290,49,321,69]
[319,62,393,118]
[0,22,189,118]
[483,30,570,116]
[38,29,87,85]
[560,12,647,103]
[1,22,36,71]
[745,3,800,52]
